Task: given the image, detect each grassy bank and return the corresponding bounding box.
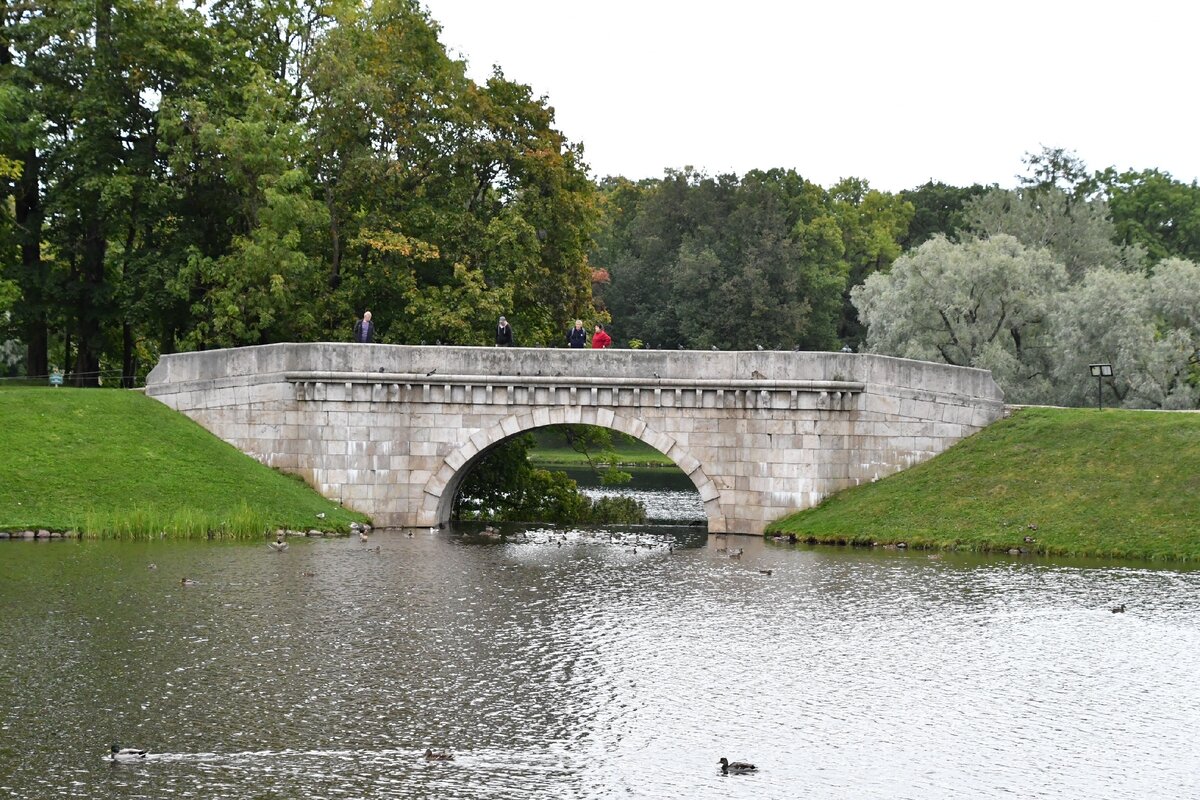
[0,387,367,539]
[767,407,1200,562]
[527,428,676,468]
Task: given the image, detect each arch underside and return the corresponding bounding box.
[418,408,724,531]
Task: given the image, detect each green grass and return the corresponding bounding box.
[527,428,676,467]
[767,407,1200,562]
[0,387,368,539]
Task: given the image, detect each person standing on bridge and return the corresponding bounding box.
[495,315,514,347]
[353,311,375,343]
[567,319,587,348]
[591,324,611,349]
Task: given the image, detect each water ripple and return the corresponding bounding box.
[0,532,1197,799]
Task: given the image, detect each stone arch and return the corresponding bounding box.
[417,406,725,531]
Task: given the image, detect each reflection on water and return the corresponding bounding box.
[1,532,1198,800]
[562,466,705,523]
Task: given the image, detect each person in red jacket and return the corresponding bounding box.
[591,324,612,349]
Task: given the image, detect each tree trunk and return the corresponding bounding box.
[121,321,135,387]
[327,186,341,289]
[15,147,47,378]
[74,214,106,387]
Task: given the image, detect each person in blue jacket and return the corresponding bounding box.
[567,319,587,348]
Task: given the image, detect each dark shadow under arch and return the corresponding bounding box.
[418,407,724,531]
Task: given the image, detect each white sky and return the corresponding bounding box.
[421,0,1200,192]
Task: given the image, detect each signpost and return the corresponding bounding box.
[49,370,63,387]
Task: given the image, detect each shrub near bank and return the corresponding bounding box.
[767,407,1200,562]
[0,387,368,538]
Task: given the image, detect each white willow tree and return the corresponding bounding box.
[1052,259,1200,408]
[963,187,1139,279]
[852,234,1068,403]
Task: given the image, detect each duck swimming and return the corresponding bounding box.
[180,577,199,586]
[109,744,147,761]
[718,757,757,773]
[424,748,454,761]
[268,535,289,552]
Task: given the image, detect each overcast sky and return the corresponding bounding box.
[421,0,1200,192]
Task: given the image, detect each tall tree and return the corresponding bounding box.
[595,168,872,351]
[963,187,1137,280]
[1051,260,1200,409]
[1096,168,1200,264]
[852,234,1068,403]
[898,180,989,250]
[306,1,597,346]
[825,177,914,346]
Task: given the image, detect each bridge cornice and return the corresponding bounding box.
[282,370,866,393]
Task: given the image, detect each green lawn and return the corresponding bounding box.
[768,407,1200,562]
[0,387,367,538]
[527,428,676,467]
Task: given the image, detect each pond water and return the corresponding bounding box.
[561,466,705,523]
[1,531,1197,799]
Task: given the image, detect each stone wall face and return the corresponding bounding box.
[145,344,1004,535]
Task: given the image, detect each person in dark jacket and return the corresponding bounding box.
[567,319,587,348]
[495,315,514,346]
[353,311,374,343]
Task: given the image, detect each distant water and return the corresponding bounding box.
[564,465,705,523]
[1,532,1197,799]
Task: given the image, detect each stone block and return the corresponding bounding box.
[614,415,645,440]
[641,428,675,455]
[424,473,447,497]
[410,441,442,457]
[671,450,701,476]
[430,428,463,444]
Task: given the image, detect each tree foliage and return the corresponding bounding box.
[855,233,1200,408]
[593,168,911,350]
[854,235,1067,402]
[0,0,598,382]
[453,434,645,524]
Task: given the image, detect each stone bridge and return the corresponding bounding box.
[144,344,1004,535]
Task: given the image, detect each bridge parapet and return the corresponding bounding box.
[146,344,1004,534]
